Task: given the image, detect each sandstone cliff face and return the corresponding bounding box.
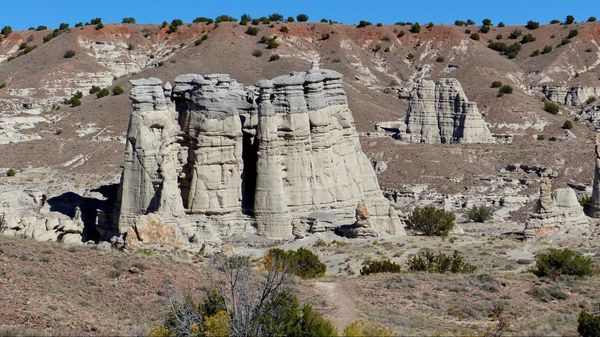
[116,64,404,244]
[536,85,600,106]
[398,78,493,144]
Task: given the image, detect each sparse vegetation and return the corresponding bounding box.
[526,20,540,30]
[252,49,262,57]
[6,168,16,177]
[410,23,421,33]
[480,25,490,34]
[96,88,110,98]
[121,17,136,24]
[530,49,540,57]
[482,18,492,26]
[112,86,125,95]
[344,321,393,337]
[532,248,596,278]
[63,50,76,58]
[544,101,560,114]
[193,17,213,24]
[578,311,600,337]
[268,54,280,62]
[589,17,598,23]
[565,15,575,25]
[520,33,536,44]
[541,45,553,54]
[407,250,476,273]
[467,205,493,222]
[435,56,445,63]
[488,41,521,58]
[562,120,573,129]
[2,25,13,36]
[266,248,326,279]
[245,26,259,36]
[499,85,513,94]
[561,37,572,45]
[586,96,597,105]
[296,14,309,22]
[491,81,503,88]
[360,259,401,275]
[470,32,480,41]
[497,22,505,27]
[214,15,237,24]
[321,33,330,40]
[568,29,579,38]
[408,206,455,236]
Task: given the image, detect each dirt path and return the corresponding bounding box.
[314,280,359,331]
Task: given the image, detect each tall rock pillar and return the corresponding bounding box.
[588,134,600,217]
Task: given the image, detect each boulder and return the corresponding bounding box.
[125,213,186,249]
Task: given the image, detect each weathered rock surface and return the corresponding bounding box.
[116,64,405,247]
[525,178,588,238]
[124,213,186,249]
[587,133,600,217]
[377,78,494,144]
[535,85,600,106]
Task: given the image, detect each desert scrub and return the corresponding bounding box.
[498,85,513,95]
[408,206,455,236]
[112,86,125,95]
[268,54,280,62]
[63,50,76,58]
[360,259,401,275]
[562,120,573,129]
[578,310,600,337]
[252,49,262,57]
[96,88,110,98]
[407,250,476,273]
[344,320,393,337]
[245,26,259,36]
[467,205,493,222]
[265,248,326,278]
[491,81,503,88]
[532,248,596,278]
[544,101,559,114]
[6,168,16,177]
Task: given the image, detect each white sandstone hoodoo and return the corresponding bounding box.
[396,78,494,144]
[115,64,405,245]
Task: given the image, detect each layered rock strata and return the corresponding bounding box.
[116,65,405,244]
[587,134,600,217]
[378,78,494,144]
[525,177,588,237]
[535,85,600,106]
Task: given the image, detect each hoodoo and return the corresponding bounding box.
[115,64,405,245]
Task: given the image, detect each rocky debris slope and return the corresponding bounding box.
[115,64,405,248]
[524,177,588,238]
[376,78,495,144]
[534,85,600,106]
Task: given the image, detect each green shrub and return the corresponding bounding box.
[466,19,475,25]
[245,26,259,36]
[287,16,295,22]
[561,38,572,45]
[464,29,471,34]
[344,321,393,337]
[580,195,591,207]
[121,17,136,24]
[505,42,521,58]
[6,168,16,177]
[296,14,309,22]
[550,19,561,24]
[499,85,513,94]
[480,25,490,34]
[532,248,596,278]
[562,120,573,129]
[407,250,476,273]
[454,20,465,26]
[544,101,559,114]
[491,81,503,88]
[497,22,505,27]
[496,34,503,40]
[578,311,600,337]
[36,25,47,31]
[426,22,434,28]
[321,33,330,40]
[482,18,492,26]
[89,86,101,94]
[530,49,540,57]
[360,260,401,275]
[397,31,405,38]
[589,17,598,22]
[239,14,251,25]
[509,29,522,39]
[266,37,279,49]
[112,86,125,95]
[541,45,553,54]
[526,20,540,30]
[372,43,381,52]
[96,88,110,98]
[266,248,326,279]
[252,49,263,57]
[63,50,76,58]
[95,23,104,30]
[408,206,455,236]
[268,13,283,22]
[565,15,575,25]
[467,205,493,222]
[2,25,13,36]
[586,96,597,105]
[268,54,280,62]
[521,33,536,43]
[69,97,81,107]
[470,33,480,41]
[410,23,421,33]
[279,26,289,33]
[526,286,568,302]
[193,17,213,24]
[215,15,237,24]
[568,29,579,38]
[435,56,445,63]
